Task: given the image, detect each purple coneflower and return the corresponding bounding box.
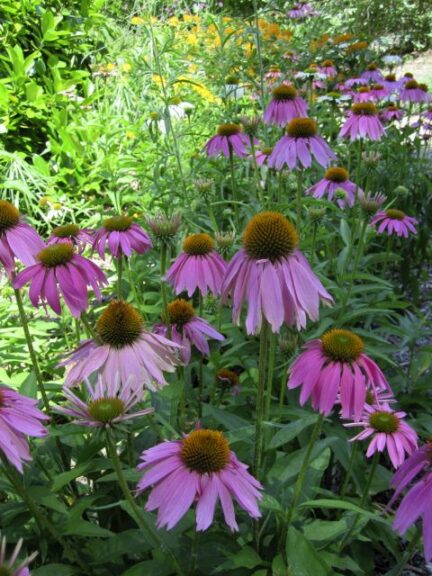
[0,200,44,273]
[353,87,375,102]
[13,244,107,317]
[264,85,308,126]
[92,215,152,260]
[60,300,180,389]
[287,1,318,18]
[268,118,336,170]
[370,83,389,100]
[154,299,224,363]
[288,328,392,420]
[136,428,262,531]
[48,223,92,254]
[56,373,153,427]
[222,212,333,334]
[264,66,283,83]
[253,147,273,166]
[204,124,252,159]
[389,444,432,560]
[216,368,240,397]
[383,73,402,93]
[400,80,430,104]
[339,103,385,141]
[380,104,404,123]
[165,233,227,297]
[370,209,418,238]
[344,77,368,89]
[0,385,48,472]
[0,533,37,576]
[358,190,387,214]
[361,63,383,83]
[305,167,360,208]
[319,60,337,78]
[345,402,418,469]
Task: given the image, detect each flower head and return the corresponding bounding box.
[56,373,153,427]
[136,429,262,531]
[264,85,308,126]
[400,79,430,103]
[288,328,392,420]
[48,223,92,254]
[222,212,332,334]
[268,118,336,170]
[0,533,37,576]
[370,209,418,238]
[339,103,385,141]
[0,200,44,273]
[204,124,252,159]
[380,104,404,123]
[146,213,181,246]
[0,385,48,472]
[165,233,227,297]
[92,215,152,260]
[361,63,383,83]
[358,190,387,214]
[154,299,224,363]
[319,60,337,78]
[345,403,418,468]
[13,244,107,317]
[60,300,180,389]
[305,166,360,208]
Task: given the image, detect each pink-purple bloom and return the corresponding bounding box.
[0,200,44,274]
[287,2,318,18]
[370,209,418,238]
[56,373,153,427]
[60,300,180,389]
[380,105,404,123]
[13,243,107,317]
[288,328,392,420]
[136,429,262,531]
[319,60,337,78]
[400,80,431,104]
[0,385,48,472]
[264,85,308,126]
[339,103,385,141]
[389,444,432,560]
[48,223,92,254]
[268,118,336,170]
[345,402,418,469]
[204,124,252,159]
[222,212,333,334]
[92,215,152,260]
[361,65,383,83]
[0,533,37,576]
[154,299,224,363]
[165,233,227,297]
[305,166,360,208]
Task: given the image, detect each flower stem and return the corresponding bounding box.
[340,441,358,497]
[389,525,422,576]
[13,288,50,412]
[105,432,184,576]
[229,148,240,228]
[282,412,324,538]
[117,255,123,299]
[0,454,91,574]
[253,319,270,479]
[296,170,303,232]
[198,293,204,418]
[264,332,277,423]
[160,244,171,339]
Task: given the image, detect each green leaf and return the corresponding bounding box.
[286,527,333,576]
[33,565,79,576]
[121,561,172,576]
[299,499,389,524]
[269,415,318,449]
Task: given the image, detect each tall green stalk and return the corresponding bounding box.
[160,244,171,339]
[253,319,270,478]
[229,148,239,227]
[296,171,304,232]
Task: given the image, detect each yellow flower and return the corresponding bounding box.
[168,16,180,26]
[105,63,116,72]
[130,16,145,25]
[152,74,165,86]
[126,131,136,140]
[120,63,132,73]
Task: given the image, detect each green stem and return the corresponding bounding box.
[340,441,358,497]
[278,370,287,420]
[249,138,263,204]
[13,288,50,412]
[252,0,269,145]
[253,319,270,478]
[388,525,422,576]
[383,235,393,276]
[117,255,123,300]
[296,171,303,232]
[1,455,90,574]
[282,413,324,545]
[80,311,97,339]
[229,148,239,228]
[198,294,204,418]
[264,333,277,423]
[160,244,171,339]
[106,432,184,576]
[311,222,318,264]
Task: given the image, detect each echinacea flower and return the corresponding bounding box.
[305,167,360,208]
[370,209,418,238]
[13,244,107,317]
[400,80,430,104]
[92,215,152,260]
[344,77,368,89]
[146,212,181,246]
[268,118,336,170]
[136,428,262,531]
[60,300,180,389]
[287,2,318,18]
[380,105,404,123]
[369,84,389,100]
[56,373,153,427]
[252,147,273,166]
[0,533,37,576]
[216,368,240,396]
[319,60,337,78]
[264,66,283,82]
[48,223,92,254]
[0,200,44,273]
[264,85,308,126]
[165,233,227,297]
[0,385,48,472]
[154,299,224,363]
[345,402,418,469]
[361,63,383,83]
[288,328,392,420]
[353,87,375,103]
[204,124,252,159]
[339,103,385,141]
[222,212,333,334]
[358,191,387,215]
[383,74,402,93]
[389,444,432,560]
